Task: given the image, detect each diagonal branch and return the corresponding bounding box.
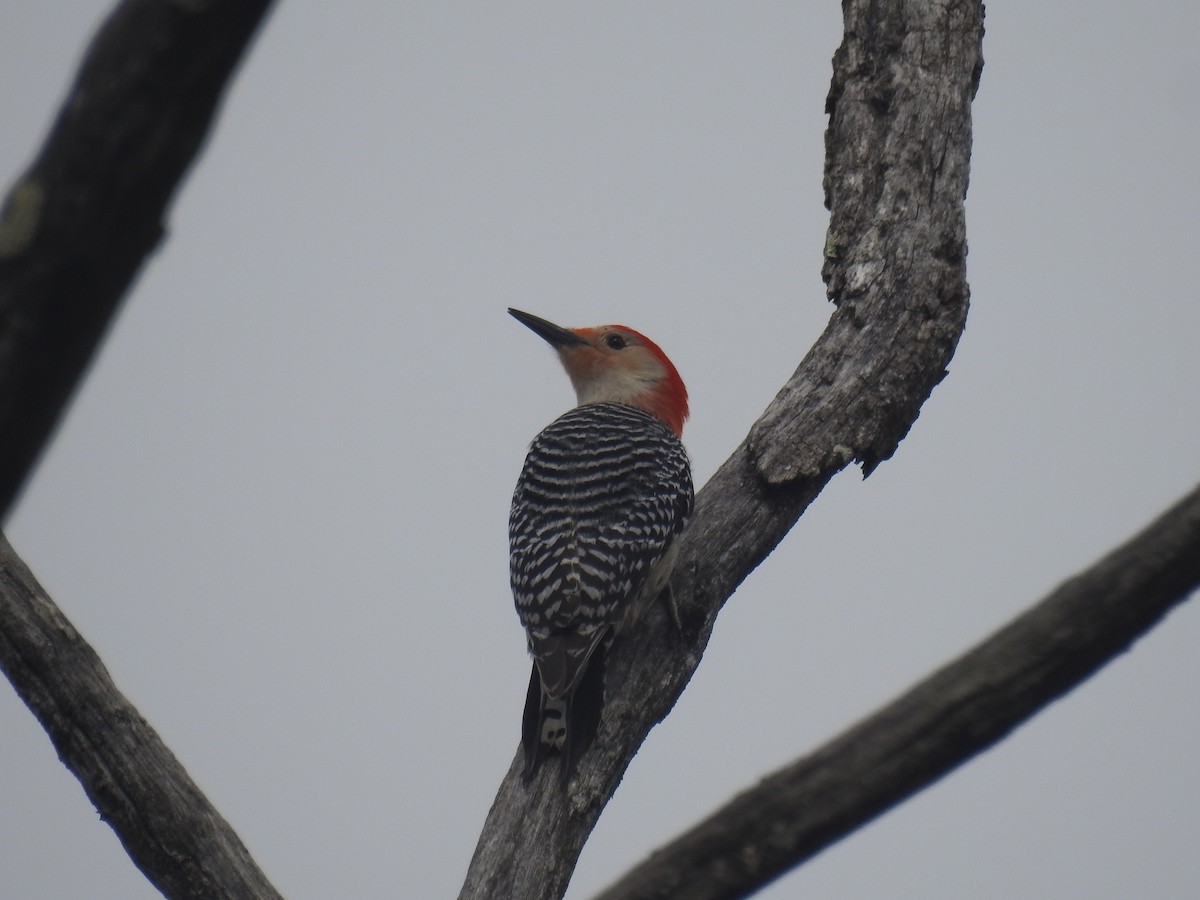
[459,2,985,898]
[0,532,283,899]
[596,482,1200,900]
[0,0,276,520]
[0,1,281,896]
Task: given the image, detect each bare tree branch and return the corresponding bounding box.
[459,2,984,897]
[0,1,281,896]
[0,0,275,520]
[0,532,283,899]
[596,482,1200,900]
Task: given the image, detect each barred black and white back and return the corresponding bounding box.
[510,401,693,781]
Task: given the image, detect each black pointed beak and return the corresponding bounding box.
[508,308,588,348]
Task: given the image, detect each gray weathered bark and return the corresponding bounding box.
[0,1,281,897]
[459,2,985,897]
[0,0,276,520]
[0,534,284,899]
[6,2,1191,899]
[594,482,1200,900]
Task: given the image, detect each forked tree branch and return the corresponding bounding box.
[12,4,1184,900]
[0,0,275,520]
[1,1,1193,899]
[460,2,985,897]
[595,482,1200,899]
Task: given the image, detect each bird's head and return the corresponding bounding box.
[509,308,689,437]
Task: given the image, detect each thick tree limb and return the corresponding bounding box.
[0,0,275,520]
[459,2,984,898]
[596,482,1200,900]
[0,1,281,896]
[0,532,283,899]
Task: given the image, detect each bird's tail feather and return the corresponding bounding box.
[521,642,608,784]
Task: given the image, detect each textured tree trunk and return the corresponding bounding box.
[2,2,1196,900]
[459,2,985,897]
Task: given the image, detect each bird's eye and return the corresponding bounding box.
[604,333,627,350]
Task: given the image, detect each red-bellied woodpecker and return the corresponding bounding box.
[508,307,693,783]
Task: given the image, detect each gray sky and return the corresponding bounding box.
[3,3,1199,898]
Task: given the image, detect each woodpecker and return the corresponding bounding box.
[508,308,693,783]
